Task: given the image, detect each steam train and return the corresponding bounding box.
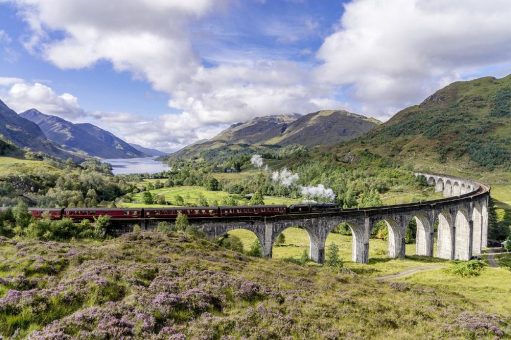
[1,203,340,222]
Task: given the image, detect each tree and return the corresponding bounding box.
[325,243,343,269]
[175,212,189,231]
[13,200,31,230]
[275,233,286,246]
[175,195,185,206]
[249,190,265,206]
[206,177,220,191]
[219,234,244,253]
[156,194,167,205]
[142,192,154,205]
[94,215,110,239]
[489,197,509,241]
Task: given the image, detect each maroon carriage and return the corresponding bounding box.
[144,207,219,219]
[219,205,287,217]
[63,208,142,221]
[29,208,64,220]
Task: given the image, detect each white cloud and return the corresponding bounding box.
[315,0,511,118]
[2,81,85,119]
[8,0,336,148]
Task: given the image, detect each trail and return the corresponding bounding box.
[486,253,499,268]
[376,264,444,281]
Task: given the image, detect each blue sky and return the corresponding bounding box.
[1,0,511,151]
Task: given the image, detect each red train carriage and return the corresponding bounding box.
[144,207,219,219]
[29,208,63,220]
[219,205,287,217]
[64,208,142,221]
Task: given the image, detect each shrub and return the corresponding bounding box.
[142,192,154,205]
[133,224,142,233]
[175,212,189,232]
[94,215,111,239]
[448,260,486,277]
[333,223,352,235]
[325,243,343,270]
[247,239,262,257]
[156,221,173,233]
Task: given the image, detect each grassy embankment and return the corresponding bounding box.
[0,157,62,177]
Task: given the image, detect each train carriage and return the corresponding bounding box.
[29,208,64,220]
[64,208,142,221]
[144,207,219,219]
[219,205,287,217]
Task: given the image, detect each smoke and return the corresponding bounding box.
[272,168,299,187]
[300,184,336,202]
[252,154,335,202]
[250,154,264,168]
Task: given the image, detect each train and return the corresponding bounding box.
[0,203,341,222]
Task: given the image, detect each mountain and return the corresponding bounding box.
[129,143,167,157]
[20,109,145,159]
[0,100,76,160]
[169,110,380,160]
[332,75,511,174]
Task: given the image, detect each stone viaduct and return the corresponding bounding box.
[183,173,490,264]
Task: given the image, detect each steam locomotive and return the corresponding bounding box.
[1,203,340,222]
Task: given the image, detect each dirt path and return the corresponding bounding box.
[487,253,499,268]
[376,265,444,281]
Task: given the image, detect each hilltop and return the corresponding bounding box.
[20,109,146,159]
[168,110,379,161]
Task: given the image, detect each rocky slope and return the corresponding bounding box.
[20,109,145,159]
[0,100,75,160]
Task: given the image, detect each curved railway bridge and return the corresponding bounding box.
[181,173,490,264]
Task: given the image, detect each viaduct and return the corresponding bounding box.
[159,173,491,264]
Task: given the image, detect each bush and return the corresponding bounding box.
[448,260,486,277]
[247,239,262,257]
[333,223,352,235]
[94,215,111,239]
[157,221,173,233]
[142,192,154,204]
[175,212,189,232]
[325,243,343,270]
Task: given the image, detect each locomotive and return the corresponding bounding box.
[1,203,341,221]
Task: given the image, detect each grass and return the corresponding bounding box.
[0,157,61,177]
[118,185,302,207]
[1,233,509,338]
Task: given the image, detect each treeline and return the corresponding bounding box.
[0,158,133,208]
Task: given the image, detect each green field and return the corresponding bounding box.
[0,157,61,177]
[118,185,302,207]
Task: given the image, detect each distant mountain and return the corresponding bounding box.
[332,75,511,173]
[0,100,76,160]
[20,109,145,159]
[169,110,380,160]
[129,143,167,157]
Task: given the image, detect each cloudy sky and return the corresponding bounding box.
[1,0,511,151]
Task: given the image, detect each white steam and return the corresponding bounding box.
[272,168,299,187]
[250,154,264,168]
[300,184,336,202]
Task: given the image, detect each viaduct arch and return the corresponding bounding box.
[174,173,490,264]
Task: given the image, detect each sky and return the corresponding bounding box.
[1,0,511,152]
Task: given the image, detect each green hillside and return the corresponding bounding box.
[332,75,511,177]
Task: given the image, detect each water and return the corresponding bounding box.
[103,157,169,175]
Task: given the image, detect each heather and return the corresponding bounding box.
[0,233,509,338]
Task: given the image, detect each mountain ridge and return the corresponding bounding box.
[20,109,146,159]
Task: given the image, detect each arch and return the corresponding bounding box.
[426,176,436,186]
[435,178,445,193]
[444,180,453,197]
[454,208,471,260]
[370,217,406,259]
[452,182,461,196]
[437,210,454,259]
[414,214,433,256]
[460,183,466,194]
[325,222,354,264]
[472,202,483,256]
